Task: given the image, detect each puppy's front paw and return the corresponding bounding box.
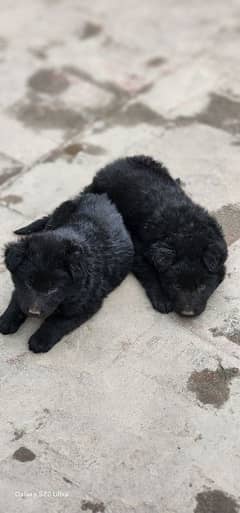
[0,316,20,334]
[150,293,173,314]
[28,333,52,353]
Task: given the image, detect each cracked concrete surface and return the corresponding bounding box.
[0,1,240,511]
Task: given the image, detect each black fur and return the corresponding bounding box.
[86,155,228,316]
[0,193,133,352]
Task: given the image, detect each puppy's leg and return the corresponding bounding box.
[133,254,173,313]
[0,293,27,334]
[29,301,102,353]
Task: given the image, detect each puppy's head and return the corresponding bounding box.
[5,233,84,317]
[148,207,228,316]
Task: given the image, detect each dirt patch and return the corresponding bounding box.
[11,65,126,134]
[114,102,165,127]
[11,95,86,133]
[0,166,22,186]
[64,142,106,156]
[81,500,105,512]
[146,56,166,67]
[11,65,161,134]
[46,141,106,162]
[79,22,102,40]
[63,143,84,157]
[13,446,36,462]
[63,476,73,484]
[195,489,239,513]
[187,365,239,408]
[213,203,240,245]
[175,93,240,135]
[28,69,70,95]
[0,37,7,51]
[1,194,22,205]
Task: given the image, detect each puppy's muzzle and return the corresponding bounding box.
[180,309,195,317]
[28,307,41,316]
[178,305,205,317]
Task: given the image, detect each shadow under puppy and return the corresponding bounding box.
[86,155,228,317]
[0,193,133,353]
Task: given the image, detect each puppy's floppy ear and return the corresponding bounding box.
[203,239,228,273]
[49,200,77,229]
[14,216,48,235]
[5,240,27,272]
[15,200,77,235]
[65,241,87,280]
[148,242,176,272]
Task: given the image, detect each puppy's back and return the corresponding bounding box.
[77,193,133,257]
[85,156,180,233]
[86,155,175,195]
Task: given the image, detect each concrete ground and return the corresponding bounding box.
[0,0,240,511]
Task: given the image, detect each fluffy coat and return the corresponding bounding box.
[86,155,228,316]
[0,193,133,352]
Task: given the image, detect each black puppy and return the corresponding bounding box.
[86,155,227,316]
[0,193,133,352]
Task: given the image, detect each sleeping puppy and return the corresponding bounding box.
[0,193,133,352]
[85,155,228,317]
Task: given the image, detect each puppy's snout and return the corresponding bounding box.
[177,301,206,317]
[180,309,195,317]
[175,291,206,318]
[28,306,41,316]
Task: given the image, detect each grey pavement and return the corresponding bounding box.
[0,1,240,512]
